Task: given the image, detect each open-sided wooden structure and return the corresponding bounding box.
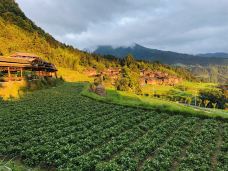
[0,53,57,81]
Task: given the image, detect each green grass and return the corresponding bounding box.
[142,81,218,97]
[82,84,228,119]
[58,67,93,82]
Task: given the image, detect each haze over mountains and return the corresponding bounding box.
[198,53,228,58]
[94,44,228,66]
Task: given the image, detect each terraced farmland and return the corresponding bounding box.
[0,83,227,170]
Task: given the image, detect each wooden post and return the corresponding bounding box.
[20,68,23,78]
[8,67,11,81]
[55,71,57,78]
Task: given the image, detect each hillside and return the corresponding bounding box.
[94,44,228,65]
[188,65,228,84]
[0,0,114,71]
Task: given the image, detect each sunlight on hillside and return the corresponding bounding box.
[0,81,26,100]
[58,67,93,82]
[142,81,218,96]
[0,67,92,100]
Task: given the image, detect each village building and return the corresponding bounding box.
[83,68,97,77]
[85,67,121,85]
[84,67,182,87]
[101,67,121,85]
[145,79,159,85]
[0,52,57,81]
[140,69,182,86]
[139,78,146,86]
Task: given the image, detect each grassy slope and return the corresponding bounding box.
[142,81,218,96]
[0,17,83,69]
[82,84,228,119]
[0,0,112,72]
[0,81,26,100]
[0,0,92,70]
[58,67,93,82]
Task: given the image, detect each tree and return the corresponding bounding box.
[212,102,217,109]
[185,97,192,105]
[199,89,227,109]
[123,54,135,67]
[97,64,105,73]
[197,99,203,107]
[204,99,210,108]
[115,66,141,94]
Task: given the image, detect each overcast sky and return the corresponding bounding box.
[16,0,228,54]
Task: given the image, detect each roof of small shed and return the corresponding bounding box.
[10,52,40,59]
[0,56,35,64]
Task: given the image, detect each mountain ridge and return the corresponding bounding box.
[94,44,228,65]
[198,52,228,58]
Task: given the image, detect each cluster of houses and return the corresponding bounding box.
[0,52,57,81]
[84,67,120,85]
[139,70,182,86]
[84,67,182,86]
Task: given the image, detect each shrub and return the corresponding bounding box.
[199,89,227,109]
[25,77,64,91]
[94,77,103,86]
[115,66,141,94]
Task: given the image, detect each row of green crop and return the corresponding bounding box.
[1,104,143,167]
[0,83,227,170]
[68,113,169,170]
[1,84,170,170]
[93,115,184,171]
[114,116,184,171]
[217,123,228,170]
[141,118,201,170]
[178,120,219,170]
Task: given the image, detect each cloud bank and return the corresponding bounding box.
[16,0,228,53]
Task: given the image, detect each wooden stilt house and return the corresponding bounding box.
[0,53,57,81]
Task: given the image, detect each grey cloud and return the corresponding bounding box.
[16,0,228,53]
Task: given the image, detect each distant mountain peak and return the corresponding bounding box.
[94,44,228,65]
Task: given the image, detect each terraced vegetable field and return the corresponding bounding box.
[0,83,228,171]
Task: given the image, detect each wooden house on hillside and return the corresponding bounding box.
[0,53,57,81]
[83,68,97,77]
[140,69,182,86]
